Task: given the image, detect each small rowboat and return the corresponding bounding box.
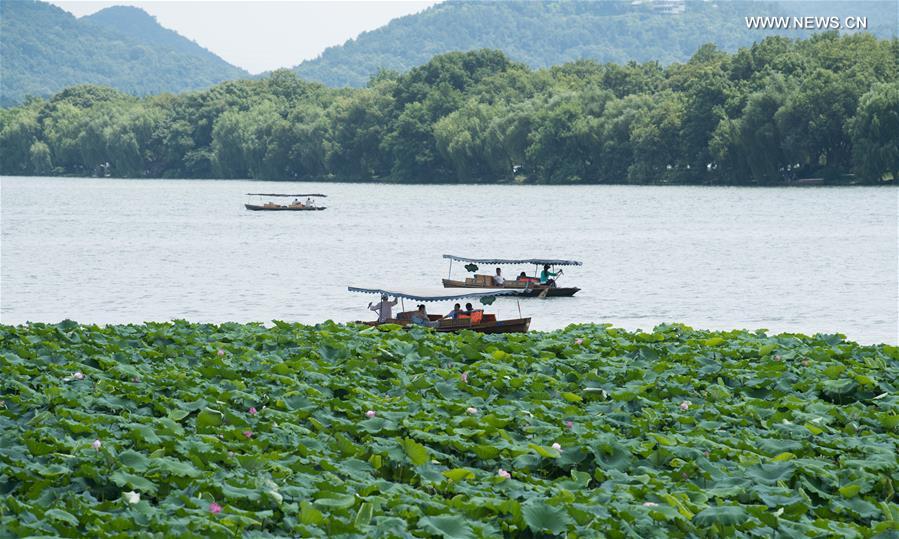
[245,204,326,211]
[441,254,582,297]
[348,287,530,334]
[244,193,327,211]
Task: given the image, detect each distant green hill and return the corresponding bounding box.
[293,0,897,87]
[0,1,248,107]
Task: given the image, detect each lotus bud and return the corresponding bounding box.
[366,410,376,418]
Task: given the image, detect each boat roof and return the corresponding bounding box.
[443,254,583,266]
[246,193,327,197]
[348,286,524,302]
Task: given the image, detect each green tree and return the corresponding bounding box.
[849,82,899,182]
[29,140,53,174]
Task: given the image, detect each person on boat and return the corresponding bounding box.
[368,294,397,323]
[517,271,529,281]
[410,304,437,328]
[493,268,505,286]
[305,197,315,207]
[442,303,463,320]
[463,303,475,315]
[540,264,562,287]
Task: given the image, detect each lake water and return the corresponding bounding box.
[1,177,896,344]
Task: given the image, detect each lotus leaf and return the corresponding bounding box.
[0,321,895,536]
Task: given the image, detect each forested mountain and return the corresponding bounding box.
[3,34,897,184]
[293,0,897,87]
[0,0,248,107]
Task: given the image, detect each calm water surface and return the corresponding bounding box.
[2,177,896,344]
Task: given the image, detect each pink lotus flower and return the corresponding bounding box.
[466,407,478,415]
[551,442,562,451]
[242,430,253,438]
[248,407,257,415]
[497,468,511,479]
[679,400,691,411]
[575,338,584,345]
[73,371,84,380]
[217,349,225,356]
[460,371,468,383]
[565,420,573,429]
[209,502,222,514]
[366,410,376,418]
[92,439,101,451]
[643,502,658,507]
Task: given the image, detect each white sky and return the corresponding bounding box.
[49,1,439,74]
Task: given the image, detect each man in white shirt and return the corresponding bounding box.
[493,267,505,286]
[369,294,398,323]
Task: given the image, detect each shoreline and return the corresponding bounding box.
[2,174,895,188]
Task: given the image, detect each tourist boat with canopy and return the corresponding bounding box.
[348,286,531,333]
[441,254,582,297]
[245,193,327,211]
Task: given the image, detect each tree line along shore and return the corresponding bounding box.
[1,33,896,185]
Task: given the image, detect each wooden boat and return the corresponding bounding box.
[360,315,531,334]
[245,193,327,211]
[348,286,531,334]
[245,204,326,211]
[441,254,582,297]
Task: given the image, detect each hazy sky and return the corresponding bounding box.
[49,1,439,74]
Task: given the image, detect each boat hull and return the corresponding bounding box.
[358,317,530,334]
[442,279,579,297]
[245,204,326,211]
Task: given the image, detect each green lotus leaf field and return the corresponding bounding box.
[1,321,897,537]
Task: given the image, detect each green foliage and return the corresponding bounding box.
[1,320,897,536]
[2,34,897,183]
[0,1,247,107]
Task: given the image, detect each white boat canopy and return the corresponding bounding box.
[348,286,524,302]
[246,193,327,197]
[442,254,583,266]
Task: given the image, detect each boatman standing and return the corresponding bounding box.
[369,294,398,323]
